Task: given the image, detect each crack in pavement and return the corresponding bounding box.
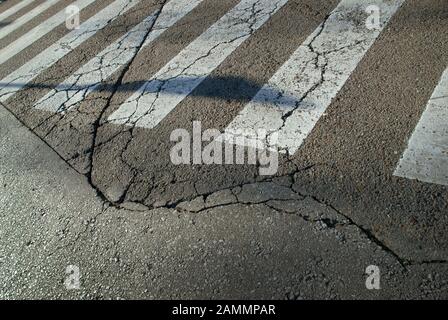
[0,0,139,102]
[262,7,371,156]
[109,0,281,126]
[1,0,446,270]
[99,0,285,202]
[168,169,448,269]
[86,0,170,204]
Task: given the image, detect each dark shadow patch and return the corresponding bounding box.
[0,75,300,109]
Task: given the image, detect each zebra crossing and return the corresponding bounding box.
[0,0,34,23]
[34,0,205,113]
[108,0,289,128]
[219,0,403,155]
[0,0,140,102]
[0,0,447,190]
[0,0,96,66]
[0,0,61,41]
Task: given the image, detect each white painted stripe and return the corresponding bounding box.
[0,0,97,66]
[108,0,288,129]
[0,0,140,103]
[394,67,448,186]
[0,0,61,41]
[0,0,35,23]
[34,0,204,113]
[220,0,405,155]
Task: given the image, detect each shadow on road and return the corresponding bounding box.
[0,75,301,109]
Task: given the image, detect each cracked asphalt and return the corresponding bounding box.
[2,101,448,299]
[0,0,447,299]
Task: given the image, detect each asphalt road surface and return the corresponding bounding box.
[0,0,447,299]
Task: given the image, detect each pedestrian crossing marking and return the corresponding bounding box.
[0,0,35,23]
[0,0,141,103]
[0,0,61,41]
[0,0,97,66]
[394,66,448,186]
[219,0,405,155]
[0,0,446,187]
[107,0,288,128]
[34,0,204,113]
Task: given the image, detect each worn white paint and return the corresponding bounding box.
[0,0,140,103]
[394,67,448,186]
[0,0,97,66]
[34,0,204,113]
[108,0,288,129]
[220,0,405,155]
[0,0,35,23]
[0,0,61,41]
